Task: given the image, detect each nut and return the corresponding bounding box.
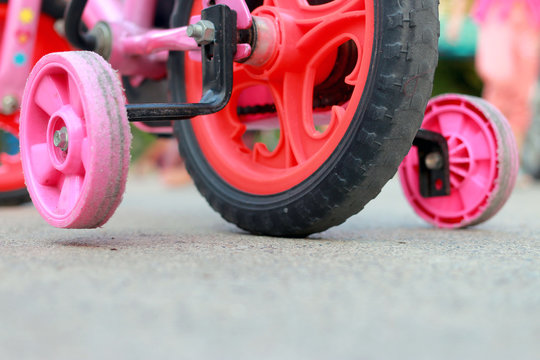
[53,127,69,151]
[186,20,215,45]
[425,152,443,170]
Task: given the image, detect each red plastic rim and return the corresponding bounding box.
[185,0,374,194]
[0,4,70,192]
[399,94,502,228]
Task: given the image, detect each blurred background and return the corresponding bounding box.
[435,0,481,97]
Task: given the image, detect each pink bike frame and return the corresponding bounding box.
[0,0,251,116]
[0,0,41,116]
[81,0,252,79]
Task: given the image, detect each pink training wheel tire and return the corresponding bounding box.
[399,94,519,228]
[20,51,131,228]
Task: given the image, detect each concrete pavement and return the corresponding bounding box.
[0,174,539,360]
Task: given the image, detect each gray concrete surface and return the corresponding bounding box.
[0,174,539,360]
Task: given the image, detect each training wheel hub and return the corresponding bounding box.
[46,106,84,174]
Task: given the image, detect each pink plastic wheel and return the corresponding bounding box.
[399,94,519,228]
[19,51,131,228]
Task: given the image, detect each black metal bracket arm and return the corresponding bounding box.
[412,129,451,198]
[64,0,97,51]
[126,5,237,122]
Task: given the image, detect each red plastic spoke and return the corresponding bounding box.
[268,0,360,21]
[296,10,366,53]
[270,72,326,166]
[278,14,366,76]
[265,0,305,13]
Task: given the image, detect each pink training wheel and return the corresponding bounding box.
[399,94,519,228]
[20,51,131,228]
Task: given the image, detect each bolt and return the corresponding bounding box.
[425,152,443,170]
[53,127,69,151]
[1,95,18,115]
[186,20,215,45]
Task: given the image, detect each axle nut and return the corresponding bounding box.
[425,152,443,170]
[53,126,69,152]
[187,20,215,45]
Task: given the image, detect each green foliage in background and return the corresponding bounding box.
[432,58,482,97]
[130,125,157,162]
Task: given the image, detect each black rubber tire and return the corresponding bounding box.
[170,0,439,237]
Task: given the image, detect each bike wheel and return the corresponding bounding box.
[399,94,519,228]
[20,51,131,228]
[0,3,70,205]
[171,0,439,236]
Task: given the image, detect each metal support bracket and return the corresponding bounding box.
[126,5,236,122]
[412,129,451,198]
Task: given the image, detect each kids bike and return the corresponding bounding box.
[17,0,518,236]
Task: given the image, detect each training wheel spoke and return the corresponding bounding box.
[34,74,66,116]
[30,143,61,186]
[57,174,83,213]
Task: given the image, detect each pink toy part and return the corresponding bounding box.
[82,0,122,29]
[121,27,199,56]
[20,51,131,229]
[0,0,41,104]
[399,94,519,229]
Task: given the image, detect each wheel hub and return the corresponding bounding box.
[46,106,84,173]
